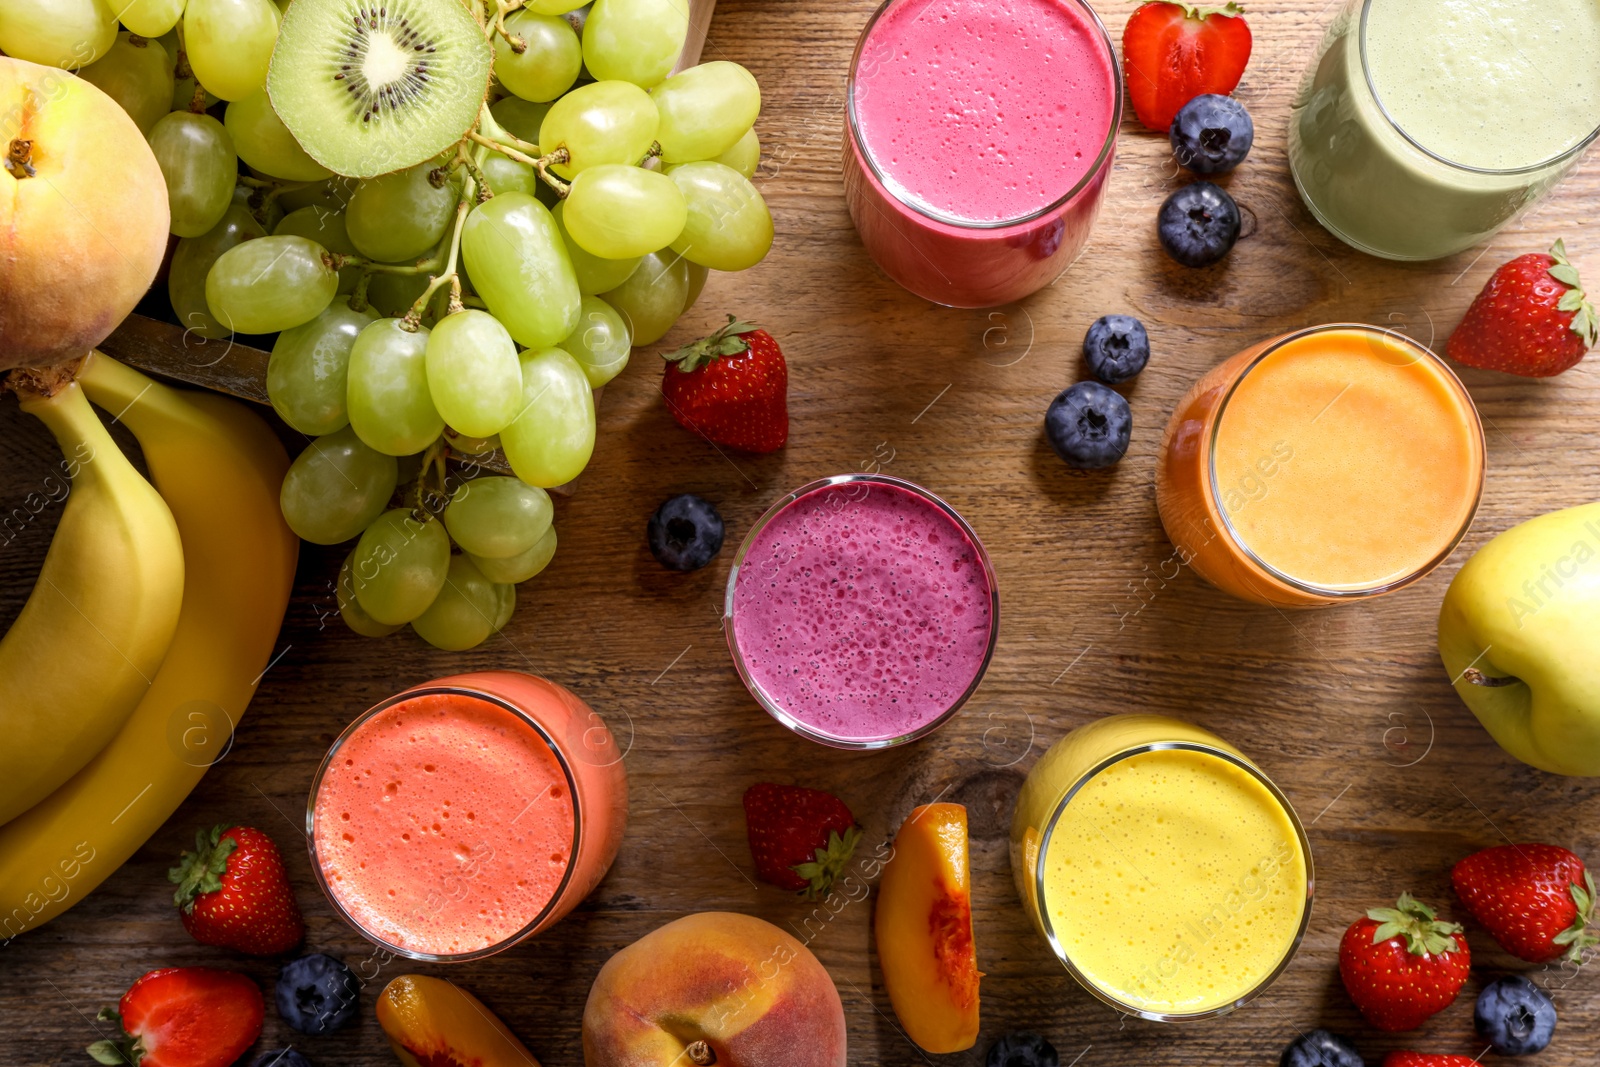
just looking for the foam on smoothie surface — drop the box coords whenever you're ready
[731,482,993,742]
[1043,748,1308,1015]
[1364,0,1600,169]
[314,693,575,956]
[851,0,1117,223]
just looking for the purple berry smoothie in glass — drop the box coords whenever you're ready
[724,475,998,749]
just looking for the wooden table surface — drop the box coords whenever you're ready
[5,1,1600,1064]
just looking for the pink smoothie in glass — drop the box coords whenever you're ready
[729,479,996,745]
[312,691,576,957]
[844,0,1120,306]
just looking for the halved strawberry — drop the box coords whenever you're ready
[1122,2,1253,132]
[87,968,264,1067]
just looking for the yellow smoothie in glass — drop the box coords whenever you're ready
[1011,716,1312,1019]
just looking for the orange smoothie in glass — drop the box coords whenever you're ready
[1156,324,1484,606]
[1010,715,1312,1020]
[309,671,627,961]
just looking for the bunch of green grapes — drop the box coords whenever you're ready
[25,0,771,650]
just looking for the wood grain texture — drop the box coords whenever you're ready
[4,0,1600,1064]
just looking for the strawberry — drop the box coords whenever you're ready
[742,783,861,901]
[1446,239,1597,377]
[87,967,264,1067]
[661,315,788,453]
[1122,2,1253,132]
[1382,1054,1480,1067]
[1452,843,1598,963]
[168,824,304,956]
[1338,893,1471,1031]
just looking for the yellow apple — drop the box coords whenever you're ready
[1438,501,1600,775]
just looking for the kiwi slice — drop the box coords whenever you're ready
[268,0,492,179]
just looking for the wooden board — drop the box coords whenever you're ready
[4,1,1600,1064]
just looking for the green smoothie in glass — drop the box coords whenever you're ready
[1289,0,1600,261]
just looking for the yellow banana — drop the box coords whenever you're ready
[0,353,296,940]
[0,378,184,825]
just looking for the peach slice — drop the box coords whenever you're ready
[376,974,542,1067]
[874,802,981,1053]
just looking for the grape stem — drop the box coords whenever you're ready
[468,131,571,197]
[402,191,474,329]
[485,0,528,44]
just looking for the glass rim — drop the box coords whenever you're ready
[845,0,1124,230]
[1205,322,1485,599]
[722,473,1000,750]
[305,684,583,964]
[1033,740,1316,1022]
[1357,0,1600,176]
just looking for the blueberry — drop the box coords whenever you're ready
[1170,94,1255,174]
[1157,181,1241,268]
[1045,381,1131,469]
[987,1031,1059,1067]
[250,1052,313,1067]
[1082,315,1150,384]
[1279,1029,1366,1067]
[648,494,725,571]
[1475,975,1557,1055]
[275,953,359,1035]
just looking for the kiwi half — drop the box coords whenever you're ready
[268,0,492,179]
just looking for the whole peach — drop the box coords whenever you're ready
[583,912,847,1067]
[1,57,168,370]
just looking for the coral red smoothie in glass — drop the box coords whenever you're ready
[844,0,1120,307]
[309,672,626,961]
[725,475,998,748]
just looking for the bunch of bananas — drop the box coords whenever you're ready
[0,353,297,941]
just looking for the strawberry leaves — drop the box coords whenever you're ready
[168,825,238,914]
[1368,892,1465,956]
[1548,239,1597,347]
[1549,869,1600,962]
[663,315,759,373]
[792,826,864,903]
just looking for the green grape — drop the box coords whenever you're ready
[446,430,500,456]
[206,235,339,334]
[424,310,523,438]
[443,476,553,559]
[347,161,458,264]
[478,152,539,198]
[684,261,709,312]
[667,161,773,271]
[0,0,116,68]
[552,201,640,296]
[267,298,377,435]
[564,165,687,259]
[351,509,451,626]
[347,318,444,456]
[274,206,360,293]
[490,96,552,145]
[225,90,331,182]
[77,32,175,134]
[491,582,516,632]
[169,205,266,341]
[278,175,360,214]
[184,0,279,102]
[582,0,688,89]
[714,127,761,180]
[279,427,398,545]
[362,272,429,320]
[500,347,595,488]
[411,555,499,651]
[494,10,581,103]
[651,62,761,163]
[118,0,186,37]
[526,0,588,13]
[600,248,691,346]
[470,525,557,584]
[562,296,631,387]
[460,191,581,348]
[148,112,237,239]
[539,80,659,178]
[338,550,401,637]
